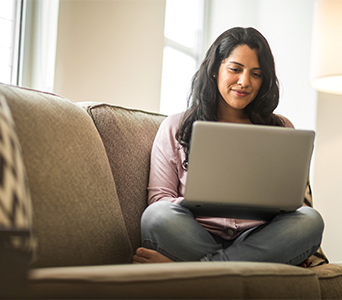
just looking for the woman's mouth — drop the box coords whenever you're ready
[232,89,250,97]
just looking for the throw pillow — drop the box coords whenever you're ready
[304,180,329,267]
[0,94,36,296]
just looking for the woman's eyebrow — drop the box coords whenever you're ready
[228,61,261,70]
[228,61,244,66]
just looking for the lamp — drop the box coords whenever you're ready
[311,0,342,95]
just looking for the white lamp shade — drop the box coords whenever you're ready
[311,0,342,94]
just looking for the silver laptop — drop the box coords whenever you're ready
[180,121,315,220]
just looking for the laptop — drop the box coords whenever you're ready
[180,121,315,220]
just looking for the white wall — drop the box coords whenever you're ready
[54,0,166,112]
[314,92,342,263]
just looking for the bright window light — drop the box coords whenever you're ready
[20,0,60,92]
[160,46,196,115]
[164,0,203,49]
[160,0,206,116]
[0,0,18,85]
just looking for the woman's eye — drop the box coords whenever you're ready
[229,68,239,72]
[253,73,262,78]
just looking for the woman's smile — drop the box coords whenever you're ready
[231,89,251,97]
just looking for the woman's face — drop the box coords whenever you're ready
[216,44,263,121]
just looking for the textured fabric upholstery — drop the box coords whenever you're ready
[1,84,132,268]
[79,103,165,251]
[312,262,342,299]
[27,262,321,299]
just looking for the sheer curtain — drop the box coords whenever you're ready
[20,0,59,92]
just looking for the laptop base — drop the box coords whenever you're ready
[180,200,296,221]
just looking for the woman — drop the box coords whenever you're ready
[133,27,324,266]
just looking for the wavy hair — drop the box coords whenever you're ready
[176,27,284,169]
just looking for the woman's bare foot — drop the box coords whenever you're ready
[298,258,310,268]
[133,247,174,264]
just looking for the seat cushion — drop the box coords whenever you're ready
[80,103,165,252]
[1,84,132,268]
[312,262,342,299]
[27,262,321,299]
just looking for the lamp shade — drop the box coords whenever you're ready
[311,0,342,94]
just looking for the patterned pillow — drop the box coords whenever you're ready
[304,180,329,267]
[0,94,36,260]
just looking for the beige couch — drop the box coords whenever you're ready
[1,83,342,299]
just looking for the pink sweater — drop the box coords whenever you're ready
[148,113,294,240]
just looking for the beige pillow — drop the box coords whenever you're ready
[80,102,165,252]
[303,180,329,267]
[2,84,132,267]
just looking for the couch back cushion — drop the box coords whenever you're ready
[80,103,165,251]
[1,84,132,268]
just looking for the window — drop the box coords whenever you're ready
[159,0,207,115]
[0,0,59,91]
[0,0,22,85]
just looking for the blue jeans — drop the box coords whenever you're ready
[141,201,324,265]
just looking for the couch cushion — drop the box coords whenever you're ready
[0,84,132,268]
[312,262,342,299]
[27,262,321,299]
[79,103,165,252]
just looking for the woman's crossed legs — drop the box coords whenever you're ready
[133,201,323,266]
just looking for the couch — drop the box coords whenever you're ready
[0,82,342,299]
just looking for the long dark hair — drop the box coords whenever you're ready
[176,27,284,169]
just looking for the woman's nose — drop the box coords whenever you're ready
[238,71,251,88]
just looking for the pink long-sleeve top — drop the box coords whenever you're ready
[147,112,294,240]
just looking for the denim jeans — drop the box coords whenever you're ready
[141,201,324,265]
